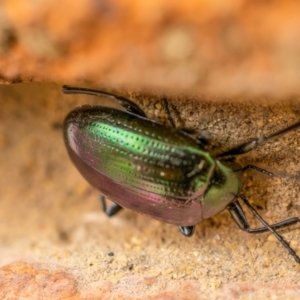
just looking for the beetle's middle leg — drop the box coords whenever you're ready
[179,225,195,237]
[162,97,176,128]
[163,98,209,147]
[100,195,123,217]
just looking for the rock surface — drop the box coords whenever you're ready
[1,1,300,298]
[0,83,300,299]
[1,1,300,96]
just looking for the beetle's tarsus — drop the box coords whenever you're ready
[100,195,123,217]
[179,226,195,237]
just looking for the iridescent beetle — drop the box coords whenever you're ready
[63,86,300,264]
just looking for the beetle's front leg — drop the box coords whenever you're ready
[242,164,275,176]
[228,197,300,264]
[100,195,123,217]
[228,199,300,233]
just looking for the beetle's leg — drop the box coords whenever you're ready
[195,133,210,147]
[62,86,147,117]
[179,226,195,237]
[177,129,209,148]
[162,97,176,128]
[228,196,300,264]
[242,164,275,176]
[218,119,300,157]
[179,128,210,147]
[100,195,123,217]
[162,98,210,147]
[228,200,300,233]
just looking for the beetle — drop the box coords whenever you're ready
[63,85,300,264]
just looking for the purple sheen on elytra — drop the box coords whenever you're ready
[68,146,203,226]
[64,105,242,226]
[65,106,215,199]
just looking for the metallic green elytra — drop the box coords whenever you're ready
[63,86,300,265]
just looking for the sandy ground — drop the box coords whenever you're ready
[0,83,300,299]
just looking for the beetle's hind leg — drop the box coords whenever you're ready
[179,226,195,237]
[62,86,147,117]
[100,195,123,217]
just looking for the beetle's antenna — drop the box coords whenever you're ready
[62,86,147,117]
[271,171,300,180]
[239,194,300,264]
[218,120,300,157]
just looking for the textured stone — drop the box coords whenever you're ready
[0,262,80,300]
[0,262,205,299]
[1,0,300,97]
[1,83,300,300]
